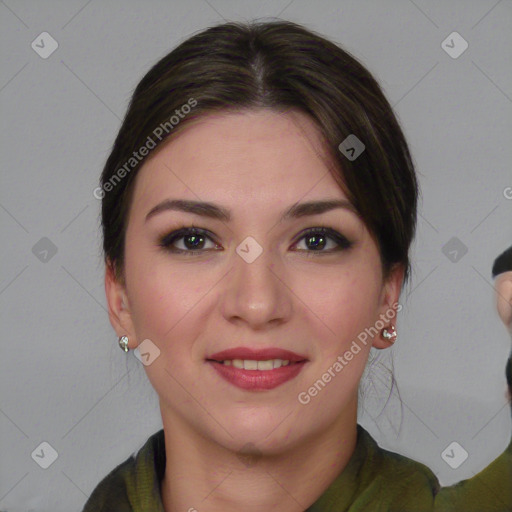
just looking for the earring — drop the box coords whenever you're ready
[118,335,130,352]
[381,325,397,344]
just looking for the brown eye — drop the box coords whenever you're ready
[293,227,353,255]
[159,227,219,254]
[159,226,352,256]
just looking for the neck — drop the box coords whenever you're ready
[160,399,358,512]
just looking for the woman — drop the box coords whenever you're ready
[83,20,511,512]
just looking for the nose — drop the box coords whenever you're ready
[220,242,293,330]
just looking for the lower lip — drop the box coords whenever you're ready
[207,360,307,390]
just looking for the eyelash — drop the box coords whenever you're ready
[158,225,353,256]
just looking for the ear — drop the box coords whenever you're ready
[105,261,137,350]
[495,271,512,330]
[372,263,404,350]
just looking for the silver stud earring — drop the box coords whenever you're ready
[118,335,130,352]
[381,325,397,344]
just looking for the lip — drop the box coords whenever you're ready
[208,347,307,362]
[207,360,307,390]
[206,346,309,391]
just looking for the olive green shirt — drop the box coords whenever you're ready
[81,423,512,511]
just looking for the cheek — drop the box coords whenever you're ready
[295,271,382,416]
[128,265,202,342]
[123,238,205,344]
[304,266,382,357]
[124,257,211,400]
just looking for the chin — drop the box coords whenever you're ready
[210,406,305,453]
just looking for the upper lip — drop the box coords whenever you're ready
[207,347,308,362]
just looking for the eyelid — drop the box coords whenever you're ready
[158,226,217,249]
[292,226,351,245]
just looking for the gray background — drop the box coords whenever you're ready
[1,0,511,510]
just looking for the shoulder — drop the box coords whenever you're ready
[310,425,440,511]
[434,434,512,512]
[81,453,136,511]
[81,430,165,512]
[356,426,440,509]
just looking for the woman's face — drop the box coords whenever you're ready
[107,110,402,455]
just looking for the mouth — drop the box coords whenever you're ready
[209,358,296,369]
[207,347,308,370]
[206,347,308,390]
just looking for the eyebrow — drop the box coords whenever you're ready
[145,198,356,223]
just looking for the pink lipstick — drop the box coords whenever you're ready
[206,347,308,391]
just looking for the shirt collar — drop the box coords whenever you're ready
[126,423,376,511]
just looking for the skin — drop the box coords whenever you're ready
[495,270,512,404]
[105,110,403,512]
[495,271,512,333]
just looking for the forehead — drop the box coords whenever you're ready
[130,110,348,218]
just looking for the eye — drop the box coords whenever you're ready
[158,226,353,255]
[159,227,219,254]
[292,227,353,255]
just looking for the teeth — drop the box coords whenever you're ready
[222,359,291,370]
[244,360,258,370]
[257,360,273,370]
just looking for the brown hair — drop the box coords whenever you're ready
[100,20,418,285]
